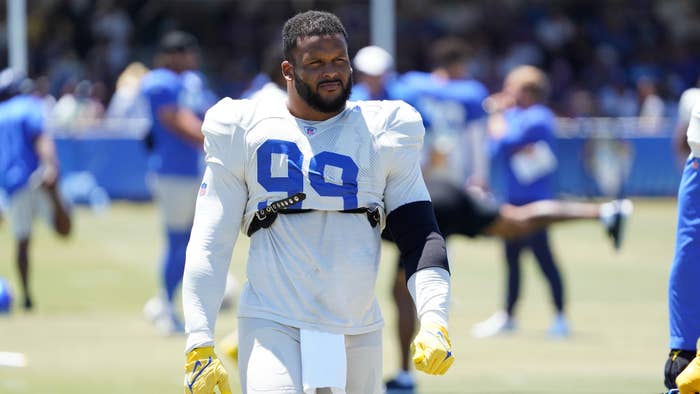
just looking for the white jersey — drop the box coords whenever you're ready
[687,102,700,158]
[249,81,287,104]
[183,97,430,350]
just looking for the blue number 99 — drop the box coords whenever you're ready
[257,139,359,210]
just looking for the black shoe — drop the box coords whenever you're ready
[23,297,33,311]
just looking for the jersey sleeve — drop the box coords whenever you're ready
[146,76,182,109]
[201,98,246,177]
[381,101,431,214]
[183,98,248,351]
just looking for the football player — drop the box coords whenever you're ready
[0,68,72,310]
[664,102,700,393]
[182,10,453,394]
[140,31,206,335]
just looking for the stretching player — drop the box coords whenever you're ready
[384,177,631,392]
[383,36,488,392]
[182,11,453,394]
[664,102,700,394]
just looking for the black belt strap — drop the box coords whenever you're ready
[247,194,381,236]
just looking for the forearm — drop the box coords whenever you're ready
[34,134,59,168]
[158,107,204,146]
[407,267,450,327]
[182,244,232,351]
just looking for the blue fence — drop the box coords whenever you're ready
[56,137,152,201]
[55,126,683,202]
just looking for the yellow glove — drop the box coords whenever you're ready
[677,354,700,394]
[184,346,232,394]
[410,323,455,375]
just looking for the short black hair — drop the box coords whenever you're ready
[429,37,472,69]
[282,10,348,61]
[159,30,198,53]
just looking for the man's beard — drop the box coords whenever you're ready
[294,71,352,114]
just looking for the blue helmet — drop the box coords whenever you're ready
[0,276,13,313]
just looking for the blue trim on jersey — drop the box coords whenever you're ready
[669,156,700,350]
[0,95,45,195]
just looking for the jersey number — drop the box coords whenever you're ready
[257,139,359,210]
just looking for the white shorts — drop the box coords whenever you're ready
[149,175,200,231]
[7,183,54,240]
[238,317,383,394]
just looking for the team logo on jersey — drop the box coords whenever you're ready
[304,126,317,136]
[199,182,208,196]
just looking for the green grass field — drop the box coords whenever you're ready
[0,198,677,393]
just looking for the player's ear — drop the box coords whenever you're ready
[281,60,294,81]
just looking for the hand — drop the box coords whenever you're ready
[666,350,695,390]
[184,347,232,394]
[40,164,58,190]
[677,354,700,394]
[410,323,454,375]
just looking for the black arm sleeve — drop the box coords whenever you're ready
[385,200,450,281]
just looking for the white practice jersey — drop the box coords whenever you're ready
[183,97,430,350]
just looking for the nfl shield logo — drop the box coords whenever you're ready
[304,126,316,136]
[199,182,208,196]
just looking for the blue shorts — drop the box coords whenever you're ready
[669,156,700,350]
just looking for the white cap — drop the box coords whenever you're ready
[353,46,394,77]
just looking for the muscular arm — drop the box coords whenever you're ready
[33,134,60,187]
[386,201,450,326]
[183,163,246,352]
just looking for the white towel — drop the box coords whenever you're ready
[300,329,347,394]
[510,140,558,185]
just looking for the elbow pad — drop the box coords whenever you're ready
[385,200,449,280]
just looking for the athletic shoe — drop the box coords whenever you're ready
[143,294,167,323]
[384,371,415,394]
[154,312,185,336]
[144,294,184,335]
[471,310,517,339]
[547,314,570,339]
[603,199,633,250]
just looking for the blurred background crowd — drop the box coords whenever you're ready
[0,0,698,129]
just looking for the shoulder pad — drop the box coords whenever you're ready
[202,97,259,136]
[350,100,425,150]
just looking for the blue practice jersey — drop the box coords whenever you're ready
[491,104,557,205]
[669,105,700,350]
[0,95,45,196]
[392,71,489,185]
[392,71,488,131]
[141,68,201,177]
[181,70,217,119]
